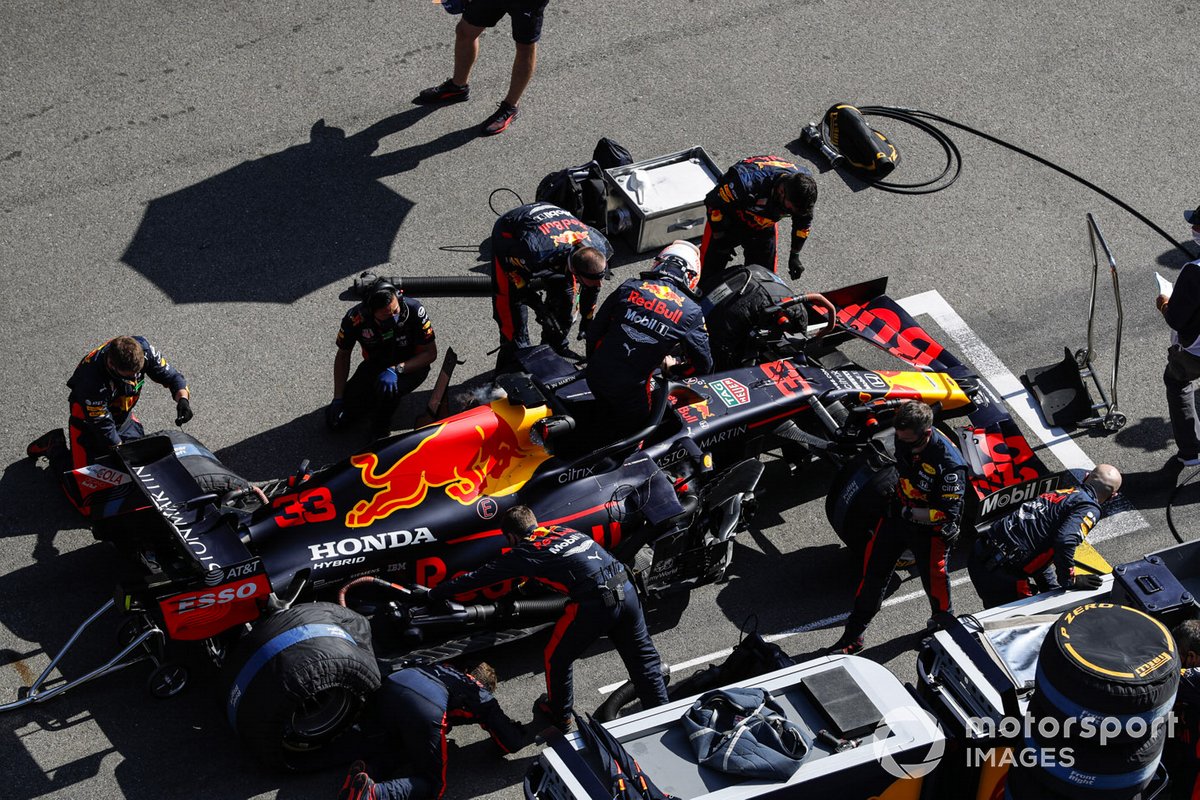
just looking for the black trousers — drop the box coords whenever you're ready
[343,359,430,434]
[543,578,668,721]
[844,517,952,640]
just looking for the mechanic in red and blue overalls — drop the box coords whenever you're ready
[338,661,529,800]
[326,281,437,439]
[828,401,966,655]
[27,336,192,468]
[699,155,817,293]
[585,241,713,434]
[427,505,668,732]
[490,201,612,371]
[967,465,1121,608]
[1164,619,1200,800]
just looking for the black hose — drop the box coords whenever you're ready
[843,105,1194,259]
[594,681,638,722]
[343,272,494,300]
[1166,466,1200,544]
[489,187,523,216]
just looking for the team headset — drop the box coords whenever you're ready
[368,280,409,325]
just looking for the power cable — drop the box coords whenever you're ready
[816,105,1196,259]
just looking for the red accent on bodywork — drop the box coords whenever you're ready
[158,574,270,641]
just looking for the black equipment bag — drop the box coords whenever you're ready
[535,138,634,232]
[824,104,900,177]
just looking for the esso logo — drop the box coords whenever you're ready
[174,579,261,614]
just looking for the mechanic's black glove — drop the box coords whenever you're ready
[175,397,193,426]
[1070,573,1104,591]
[939,524,960,549]
[325,398,346,430]
[408,584,431,599]
[577,317,590,341]
[787,252,804,280]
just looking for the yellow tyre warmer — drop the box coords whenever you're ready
[1013,604,1179,799]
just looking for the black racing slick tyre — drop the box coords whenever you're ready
[155,428,253,497]
[825,454,896,558]
[223,602,381,770]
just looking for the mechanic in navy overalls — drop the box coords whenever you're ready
[28,336,192,468]
[326,281,437,438]
[699,155,817,293]
[428,505,668,731]
[339,661,528,800]
[585,240,713,435]
[1164,619,1200,800]
[828,401,966,655]
[967,465,1121,608]
[490,201,612,371]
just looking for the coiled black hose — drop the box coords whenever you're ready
[822,105,1195,259]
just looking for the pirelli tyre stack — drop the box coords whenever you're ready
[1004,603,1179,800]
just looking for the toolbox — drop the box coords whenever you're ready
[1111,552,1199,629]
[603,147,722,253]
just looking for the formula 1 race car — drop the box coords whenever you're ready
[8,277,1065,768]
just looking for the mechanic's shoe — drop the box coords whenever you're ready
[414,78,469,105]
[926,611,956,632]
[824,634,864,656]
[26,429,65,459]
[533,694,572,732]
[480,101,519,136]
[1177,454,1200,467]
[337,760,369,800]
[894,549,916,569]
[342,772,376,800]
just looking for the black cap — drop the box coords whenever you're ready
[1186,205,1200,225]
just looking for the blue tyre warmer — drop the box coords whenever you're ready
[227,623,356,728]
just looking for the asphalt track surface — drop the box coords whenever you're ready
[2,2,1199,798]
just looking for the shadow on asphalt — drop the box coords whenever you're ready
[121,107,479,304]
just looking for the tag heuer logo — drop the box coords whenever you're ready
[710,378,749,407]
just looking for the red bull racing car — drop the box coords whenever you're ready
[8,277,1065,768]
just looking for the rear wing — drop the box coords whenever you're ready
[114,435,251,582]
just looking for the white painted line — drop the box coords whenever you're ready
[599,291,1150,694]
[598,576,976,694]
[898,291,1096,471]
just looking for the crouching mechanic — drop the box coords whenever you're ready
[828,401,966,654]
[327,281,437,438]
[702,262,837,370]
[586,241,712,434]
[1163,619,1200,800]
[967,465,1121,608]
[491,201,612,371]
[699,155,817,293]
[338,660,529,800]
[28,336,192,468]
[427,506,668,732]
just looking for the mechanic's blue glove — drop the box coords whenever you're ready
[376,367,400,397]
[174,397,193,426]
[325,398,345,430]
[441,0,465,14]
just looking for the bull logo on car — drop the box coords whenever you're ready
[346,402,551,527]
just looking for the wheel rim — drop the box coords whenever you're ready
[283,688,356,748]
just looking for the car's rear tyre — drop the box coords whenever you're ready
[155,428,254,498]
[223,602,380,770]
